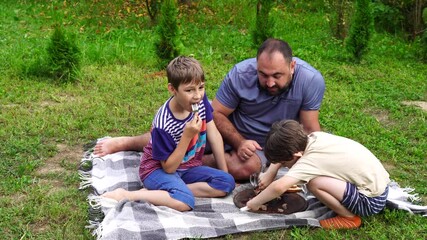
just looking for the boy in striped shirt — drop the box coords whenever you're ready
[102,56,235,211]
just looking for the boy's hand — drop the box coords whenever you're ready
[246,198,261,211]
[258,171,275,190]
[183,112,202,139]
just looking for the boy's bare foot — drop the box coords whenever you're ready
[102,188,128,202]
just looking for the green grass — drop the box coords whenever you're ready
[1,1,426,239]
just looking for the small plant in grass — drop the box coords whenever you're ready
[252,0,276,47]
[345,0,373,62]
[155,0,184,69]
[46,26,81,82]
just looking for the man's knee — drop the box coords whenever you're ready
[228,156,261,181]
[229,167,253,181]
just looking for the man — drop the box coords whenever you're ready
[94,38,325,181]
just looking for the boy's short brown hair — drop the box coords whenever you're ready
[166,56,205,89]
[264,120,308,163]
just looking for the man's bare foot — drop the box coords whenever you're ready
[93,137,124,157]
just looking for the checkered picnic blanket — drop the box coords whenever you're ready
[78,140,426,239]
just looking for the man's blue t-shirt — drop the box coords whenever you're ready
[215,57,325,147]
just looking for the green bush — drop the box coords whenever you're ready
[325,0,353,40]
[345,0,373,62]
[252,0,276,47]
[422,7,427,61]
[372,1,426,39]
[146,0,162,22]
[372,1,404,34]
[47,26,81,82]
[155,0,184,68]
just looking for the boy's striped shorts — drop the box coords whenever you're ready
[341,182,389,217]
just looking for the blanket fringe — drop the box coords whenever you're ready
[86,220,104,240]
[80,137,114,239]
[388,181,421,203]
[88,195,103,208]
[78,171,93,190]
[94,223,104,240]
[86,194,117,239]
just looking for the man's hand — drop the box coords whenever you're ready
[237,140,262,161]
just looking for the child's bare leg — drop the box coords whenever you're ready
[308,176,361,229]
[102,188,191,212]
[94,134,150,157]
[187,182,227,198]
[308,176,354,217]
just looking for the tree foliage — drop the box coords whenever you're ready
[372,0,426,39]
[155,0,184,68]
[325,0,354,40]
[146,0,162,22]
[345,0,373,62]
[252,0,276,47]
[421,7,427,61]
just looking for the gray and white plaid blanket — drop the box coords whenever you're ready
[79,140,427,239]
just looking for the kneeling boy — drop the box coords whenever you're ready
[246,120,390,229]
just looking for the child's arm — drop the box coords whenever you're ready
[246,175,299,211]
[161,113,202,173]
[258,163,282,190]
[206,120,228,172]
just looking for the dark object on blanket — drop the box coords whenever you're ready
[234,189,308,214]
[83,139,97,152]
[88,204,105,222]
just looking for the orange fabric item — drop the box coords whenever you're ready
[320,215,362,229]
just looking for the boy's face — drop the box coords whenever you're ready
[280,153,301,168]
[171,80,205,112]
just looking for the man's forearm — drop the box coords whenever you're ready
[213,112,244,150]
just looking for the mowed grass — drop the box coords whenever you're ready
[0,1,426,239]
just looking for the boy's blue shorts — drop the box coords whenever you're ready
[143,166,235,209]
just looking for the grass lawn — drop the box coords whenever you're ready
[1,1,426,239]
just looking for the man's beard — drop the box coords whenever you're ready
[262,81,291,96]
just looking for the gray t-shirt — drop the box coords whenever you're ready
[215,57,325,147]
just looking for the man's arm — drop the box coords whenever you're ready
[211,98,244,150]
[299,110,321,134]
[206,120,228,172]
[212,98,262,160]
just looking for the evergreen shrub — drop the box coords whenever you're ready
[345,0,373,62]
[47,26,81,82]
[155,0,184,69]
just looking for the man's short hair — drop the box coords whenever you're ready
[167,56,205,89]
[256,38,293,64]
